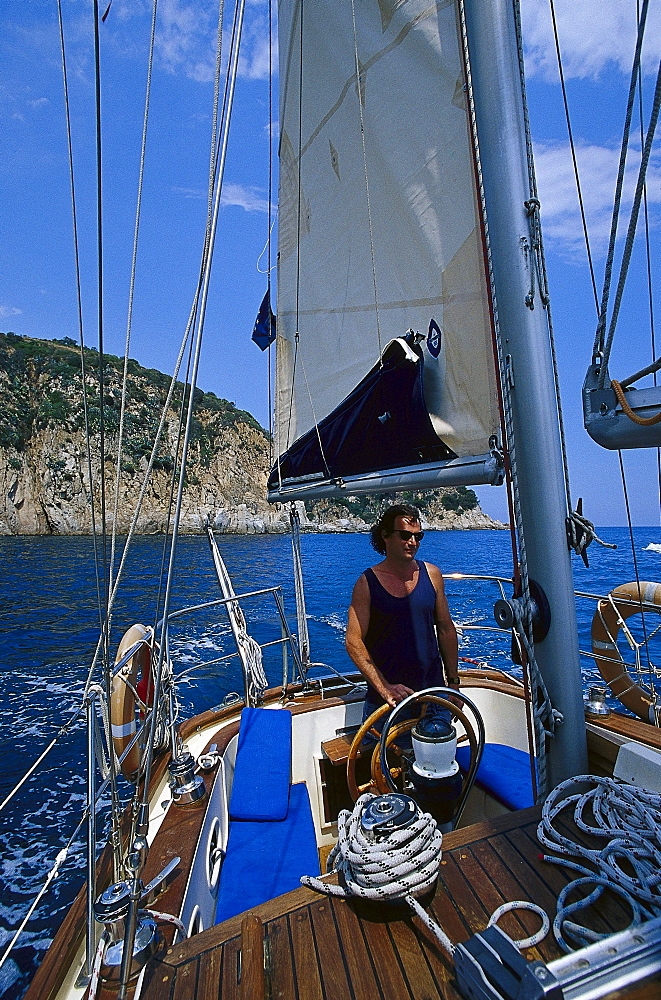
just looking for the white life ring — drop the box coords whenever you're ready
[110,623,152,782]
[591,582,659,723]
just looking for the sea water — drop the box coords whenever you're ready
[0,527,659,999]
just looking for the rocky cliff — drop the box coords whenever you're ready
[0,333,504,535]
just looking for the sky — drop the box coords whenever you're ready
[1,0,661,527]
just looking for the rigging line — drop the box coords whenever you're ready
[265,0,274,469]
[93,0,109,635]
[153,352,195,640]
[56,0,105,651]
[0,820,85,973]
[152,0,225,635]
[110,0,159,595]
[92,0,123,876]
[514,0,573,519]
[618,450,654,678]
[593,0,650,365]
[601,58,661,374]
[102,37,224,654]
[281,0,305,480]
[350,0,383,360]
[145,0,249,807]
[637,0,661,521]
[101,0,225,658]
[547,0,599,314]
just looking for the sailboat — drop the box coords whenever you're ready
[10,1,661,999]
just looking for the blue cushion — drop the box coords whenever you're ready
[215,782,321,924]
[230,707,292,820]
[456,743,534,810]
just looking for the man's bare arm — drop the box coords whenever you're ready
[345,574,414,707]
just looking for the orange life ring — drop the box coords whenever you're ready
[111,623,152,782]
[591,581,659,723]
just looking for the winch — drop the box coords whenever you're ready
[408,715,463,829]
[360,792,420,841]
[93,882,160,982]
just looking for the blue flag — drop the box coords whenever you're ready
[251,290,276,351]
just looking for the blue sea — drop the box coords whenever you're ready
[0,526,660,998]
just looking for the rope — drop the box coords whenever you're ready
[487,900,550,949]
[548,0,599,314]
[109,0,159,595]
[87,930,108,1000]
[601,58,661,377]
[290,504,311,672]
[566,508,617,562]
[611,379,661,426]
[146,909,187,938]
[593,0,650,367]
[301,793,453,955]
[537,775,661,952]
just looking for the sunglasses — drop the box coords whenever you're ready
[392,529,424,542]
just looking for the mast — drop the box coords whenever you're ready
[462,0,588,785]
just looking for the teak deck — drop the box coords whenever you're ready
[139,806,660,1000]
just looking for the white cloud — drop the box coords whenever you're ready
[521,0,661,81]
[220,183,270,213]
[173,181,270,212]
[0,306,22,318]
[534,140,661,255]
[149,0,275,83]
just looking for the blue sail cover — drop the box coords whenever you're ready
[252,290,276,351]
[268,339,456,491]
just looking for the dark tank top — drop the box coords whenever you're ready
[363,561,442,700]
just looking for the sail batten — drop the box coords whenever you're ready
[272,0,500,499]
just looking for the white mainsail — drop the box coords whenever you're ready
[272,0,501,497]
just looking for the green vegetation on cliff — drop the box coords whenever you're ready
[0,332,266,467]
[304,486,478,526]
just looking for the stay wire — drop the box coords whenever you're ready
[119,3,244,992]
[593,0,650,365]
[110,0,159,596]
[618,451,654,678]
[92,0,123,876]
[548,0,599,314]
[267,0,274,469]
[636,0,661,522]
[56,0,105,652]
[601,58,661,378]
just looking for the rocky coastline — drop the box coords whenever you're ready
[0,334,506,536]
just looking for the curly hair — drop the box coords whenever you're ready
[370,503,421,555]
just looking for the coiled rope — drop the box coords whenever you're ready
[301,793,453,955]
[537,775,661,952]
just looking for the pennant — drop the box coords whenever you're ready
[252,290,276,351]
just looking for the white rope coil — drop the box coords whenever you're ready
[301,793,453,955]
[537,774,661,951]
[487,900,550,949]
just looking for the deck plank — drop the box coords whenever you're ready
[361,914,418,1000]
[289,907,325,1000]
[330,895,388,998]
[387,917,447,1000]
[308,900,354,1000]
[139,805,660,1000]
[196,942,222,1000]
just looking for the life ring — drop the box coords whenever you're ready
[591,582,659,723]
[111,623,153,782]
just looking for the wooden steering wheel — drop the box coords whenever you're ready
[346,689,484,822]
[346,703,413,801]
